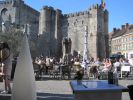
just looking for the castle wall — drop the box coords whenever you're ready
[62,11,90,56]
[88,6,98,59]
[0,0,109,59]
[0,1,16,23]
[39,6,53,56]
[0,0,39,38]
[54,9,63,57]
[104,10,109,58]
[39,6,63,57]
[62,4,109,59]
[16,0,39,38]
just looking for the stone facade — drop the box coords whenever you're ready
[39,4,109,59]
[0,0,109,59]
[39,6,63,57]
[111,23,133,58]
[0,0,39,39]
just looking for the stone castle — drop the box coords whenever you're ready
[0,0,109,59]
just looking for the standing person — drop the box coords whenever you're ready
[45,56,50,74]
[0,42,12,94]
[74,58,84,80]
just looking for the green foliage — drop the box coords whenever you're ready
[0,30,24,56]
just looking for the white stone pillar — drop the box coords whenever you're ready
[11,34,37,100]
[83,26,89,62]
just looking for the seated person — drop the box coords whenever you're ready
[113,59,121,73]
[74,58,81,71]
[102,58,112,72]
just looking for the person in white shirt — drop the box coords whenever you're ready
[113,59,121,73]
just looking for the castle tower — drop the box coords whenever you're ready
[39,6,54,56]
[39,6,63,57]
[88,4,108,59]
[55,9,63,57]
[39,6,53,35]
[61,4,109,59]
[104,9,109,58]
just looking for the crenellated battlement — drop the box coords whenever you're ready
[23,3,39,16]
[0,0,13,5]
[62,4,104,18]
[42,6,55,11]
[42,6,62,15]
[55,9,62,14]
[89,4,103,10]
[104,9,108,14]
[63,10,90,18]
[0,0,25,6]
[43,5,48,9]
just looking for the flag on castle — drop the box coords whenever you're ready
[101,0,106,8]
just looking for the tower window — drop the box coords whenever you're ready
[82,21,84,24]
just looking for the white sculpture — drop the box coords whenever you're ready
[11,34,37,100]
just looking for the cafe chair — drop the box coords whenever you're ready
[121,66,130,78]
[127,85,133,100]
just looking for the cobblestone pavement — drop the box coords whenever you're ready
[0,79,133,100]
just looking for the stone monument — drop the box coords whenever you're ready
[11,26,37,100]
[81,26,89,68]
[62,37,72,65]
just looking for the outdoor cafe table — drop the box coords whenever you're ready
[70,80,128,100]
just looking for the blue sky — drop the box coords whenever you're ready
[24,0,133,32]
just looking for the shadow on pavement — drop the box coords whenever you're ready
[0,92,74,100]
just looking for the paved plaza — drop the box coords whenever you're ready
[0,79,133,100]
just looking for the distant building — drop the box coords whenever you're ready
[0,0,109,59]
[111,23,133,58]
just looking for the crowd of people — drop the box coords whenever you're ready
[0,42,133,94]
[82,57,132,79]
[31,54,133,79]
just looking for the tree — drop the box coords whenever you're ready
[0,28,24,56]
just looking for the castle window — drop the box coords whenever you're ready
[74,22,76,26]
[88,14,92,18]
[82,21,84,24]
[1,8,9,22]
[67,23,69,26]
[98,25,100,29]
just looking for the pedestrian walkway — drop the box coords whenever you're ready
[0,80,133,100]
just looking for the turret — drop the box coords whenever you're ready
[55,9,63,57]
[88,3,109,59]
